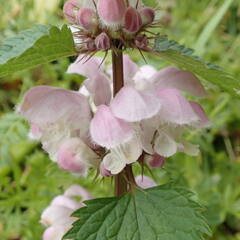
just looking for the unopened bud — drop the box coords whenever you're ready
[100,162,113,177]
[85,38,96,51]
[140,7,155,25]
[124,7,142,33]
[97,0,126,28]
[95,32,111,50]
[135,34,148,49]
[146,153,165,168]
[76,8,98,31]
[63,0,81,23]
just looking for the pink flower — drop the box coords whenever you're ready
[41,185,91,240]
[18,54,209,177]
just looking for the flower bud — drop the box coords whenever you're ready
[135,34,148,49]
[140,7,155,25]
[135,175,157,189]
[100,161,113,177]
[76,8,98,31]
[95,32,111,50]
[124,7,142,33]
[63,0,81,23]
[146,153,165,168]
[85,38,96,51]
[97,0,126,28]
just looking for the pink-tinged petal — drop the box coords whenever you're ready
[28,123,42,140]
[84,74,112,106]
[43,226,70,240]
[189,101,211,128]
[123,55,139,83]
[63,0,81,23]
[100,161,114,177]
[110,86,161,122]
[154,132,178,157]
[64,184,92,201]
[51,195,83,210]
[135,175,157,189]
[18,86,92,127]
[90,105,133,148]
[97,0,126,27]
[41,205,74,226]
[67,55,104,79]
[76,8,97,31]
[146,153,165,168]
[152,67,207,97]
[133,65,157,90]
[57,138,99,174]
[156,88,198,125]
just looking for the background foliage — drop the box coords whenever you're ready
[0,0,240,239]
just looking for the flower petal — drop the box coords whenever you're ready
[154,131,178,157]
[57,138,99,174]
[43,225,70,240]
[90,105,133,148]
[111,86,161,122]
[135,175,157,189]
[84,73,112,106]
[41,205,74,226]
[51,195,83,210]
[123,55,139,83]
[18,86,92,127]
[152,67,207,97]
[67,55,104,79]
[156,88,198,125]
[103,153,126,175]
[189,101,210,128]
[64,184,92,201]
[103,135,142,174]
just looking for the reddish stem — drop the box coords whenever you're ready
[112,48,136,197]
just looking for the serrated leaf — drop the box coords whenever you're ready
[0,24,76,78]
[154,36,240,96]
[64,184,211,240]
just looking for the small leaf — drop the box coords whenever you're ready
[0,24,76,78]
[153,36,240,96]
[64,184,211,240]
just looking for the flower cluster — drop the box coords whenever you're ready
[63,0,157,52]
[41,185,92,240]
[17,55,210,176]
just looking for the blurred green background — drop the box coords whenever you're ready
[0,0,240,239]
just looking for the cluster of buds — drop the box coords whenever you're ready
[63,0,158,53]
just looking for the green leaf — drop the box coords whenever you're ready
[154,36,240,96]
[64,184,211,240]
[0,24,76,78]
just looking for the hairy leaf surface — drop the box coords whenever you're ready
[64,184,211,240]
[0,24,76,78]
[154,37,240,96]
